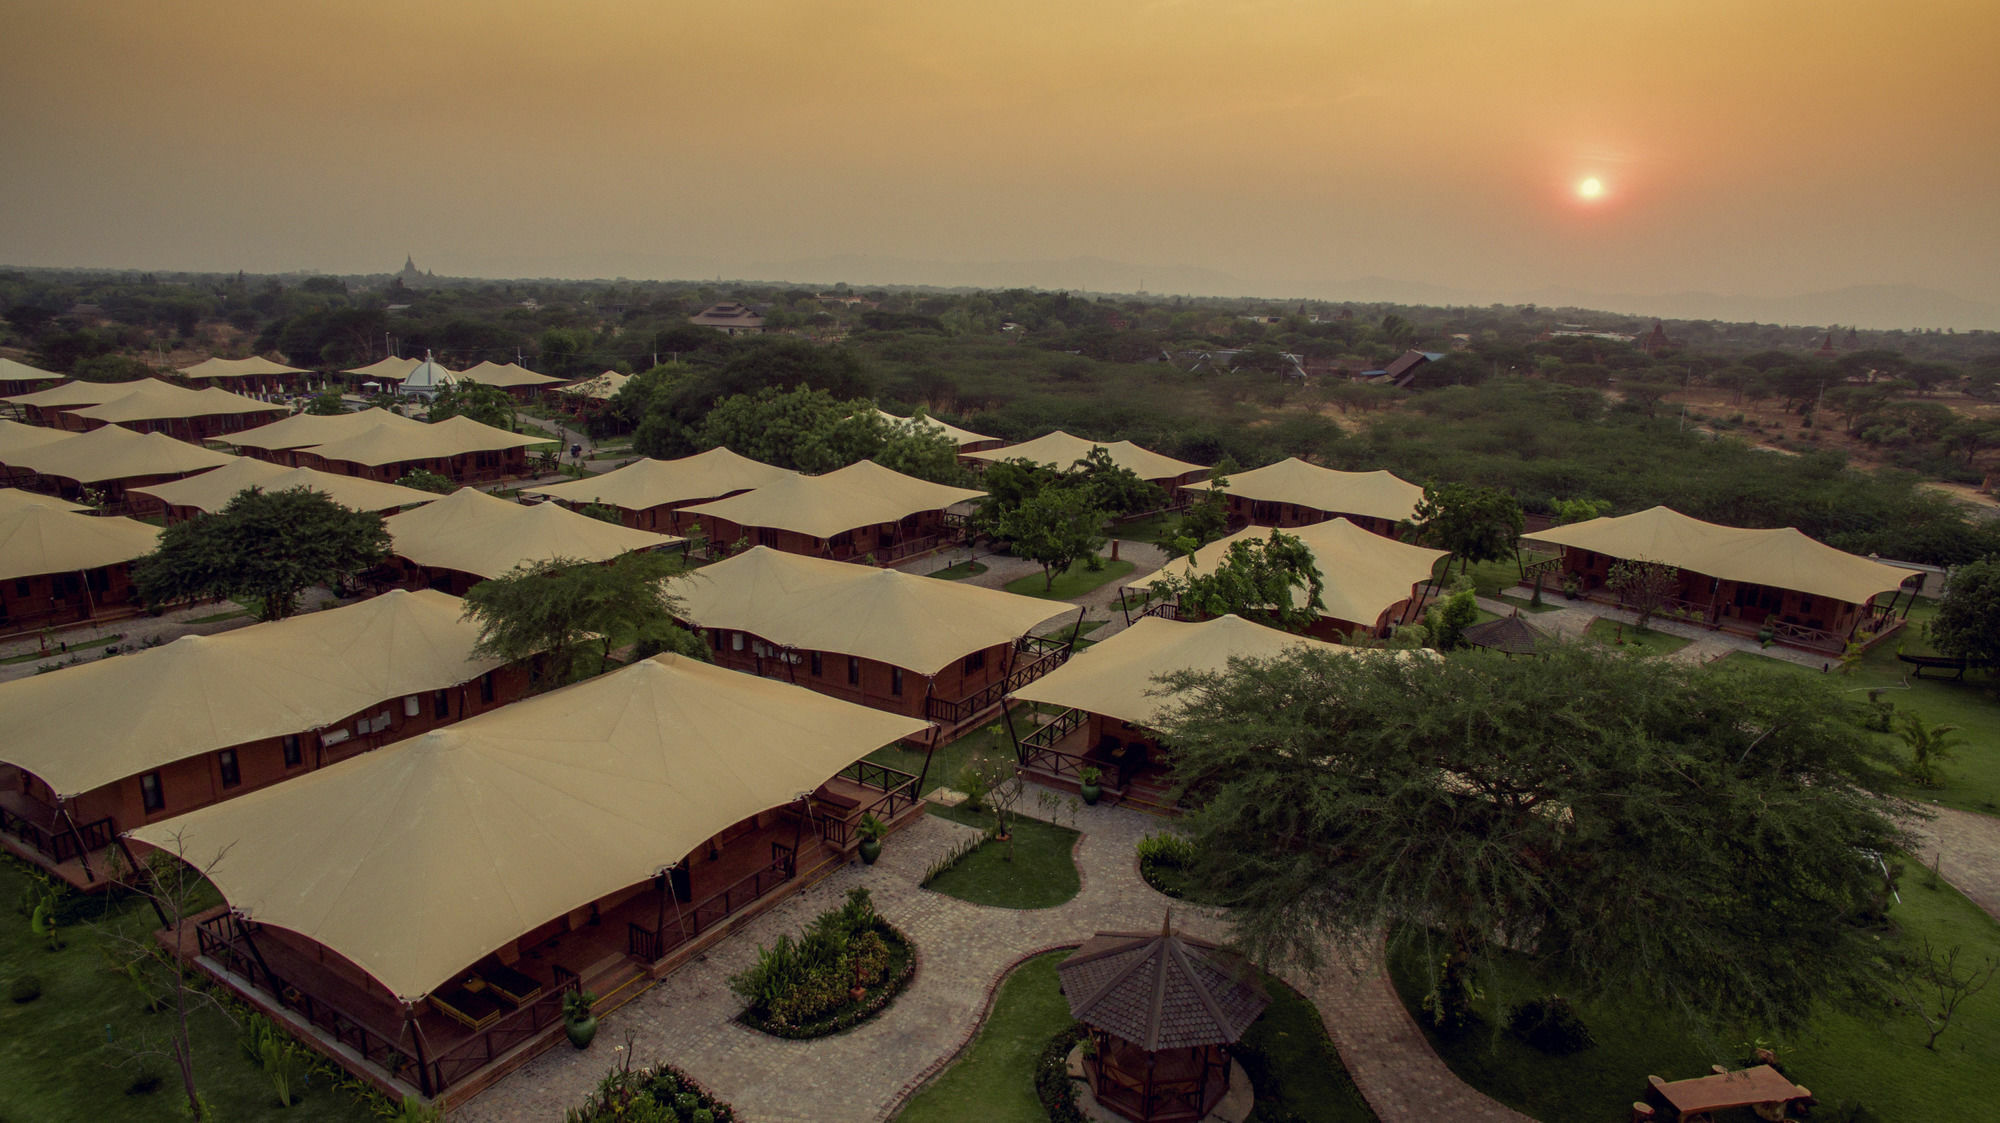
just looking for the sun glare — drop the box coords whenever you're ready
[1577,176,1605,200]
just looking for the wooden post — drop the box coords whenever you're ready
[116,835,171,927]
[54,801,97,883]
[789,795,807,871]
[1002,700,1027,767]
[914,722,942,796]
[404,1006,435,1098]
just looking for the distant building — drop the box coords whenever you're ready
[1376,349,1441,388]
[1640,321,1673,355]
[394,255,440,290]
[1816,332,1838,357]
[690,302,766,335]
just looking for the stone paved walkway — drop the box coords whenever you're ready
[451,792,1526,1123]
[1484,591,1829,668]
[1908,804,2000,925]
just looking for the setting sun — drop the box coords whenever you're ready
[1577,176,1605,200]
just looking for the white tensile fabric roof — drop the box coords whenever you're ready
[0,502,160,581]
[178,356,311,379]
[385,486,678,579]
[344,356,421,381]
[2,425,236,484]
[0,589,502,798]
[1130,519,1448,628]
[1013,614,1348,727]
[562,371,631,401]
[0,418,78,458]
[522,448,796,510]
[0,357,60,383]
[455,361,564,389]
[299,415,543,468]
[1524,505,1913,606]
[129,458,439,516]
[3,378,141,409]
[230,408,428,452]
[677,460,985,540]
[676,545,1068,674]
[1185,458,1423,523]
[876,409,996,449]
[0,488,87,514]
[964,429,1207,481]
[128,654,931,1002]
[69,381,285,424]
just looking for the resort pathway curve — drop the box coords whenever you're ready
[452,794,1527,1123]
[1909,803,2000,925]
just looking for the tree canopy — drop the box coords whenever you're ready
[1154,644,1908,1034]
[1406,481,1523,572]
[998,485,1107,591]
[1155,528,1325,633]
[426,381,516,430]
[1927,556,2000,666]
[133,487,391,620]
[459,551,706,689]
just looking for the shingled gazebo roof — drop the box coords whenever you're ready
[1058,918,1269,1052]
[1461,612,1550,655]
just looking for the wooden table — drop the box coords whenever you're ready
[1649,1065,1808,1122]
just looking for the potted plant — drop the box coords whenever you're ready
[1560,575,1582,601]
[856,813,887,865]
[563,988,599,1049]
[1758,614,1777,647]
[1078,766,1103,806]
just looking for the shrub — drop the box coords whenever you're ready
[849,930,891,985]
[562,1058,736,1122]
[1136,831,1203,899]
[1506,995,1595,1055]
[1035,1023,1090,1123]
[956,763,991,811]
[10,973,42,1003]
[730,888,916,1038]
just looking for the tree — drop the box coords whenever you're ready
[1927,557,2000,667]
[427,381,515,430]
[398,468,457,494]
[1605,560,1680,630]
[1072,446,1166,516]
[693,385,878,472]
[875,415,971,485]
[1550,497,1610,525]
[459,551,705,690]
[1894,710,1963,787]
[970,457,1064,540]
[1155,529,1325,633]
[302,389,347,415]
[1424,580,1479,650]
[134,487,390,620]
[999,485,1107,591]
[1406,482,1523,573]
[1153,644,1908,1034]
[1159,464,1234,558]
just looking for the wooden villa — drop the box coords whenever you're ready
[1523,505,1919,653]
[521,448,797,533]
[1182,457,1422,538]
[0,496,159,632]
[0,419,75,484]
[228,408,430,465]
[291,414,543,484]
[3,377,143,427]
[60,380,288,441]
[1124,520,1447,642]
[965,429,1209,489]
[1011,614,1349,811]
[453,360,567,401]
[0,357,63,397]
[132,655,930,1106]
[178,356,314,395]
[0,589,529,889]
[676,545,1076,749]
[381,486,679,593]
[343,355,421,391]
[131,458,440,523]
[876,408,1003,452]
[0,424,236,514]
[678,460,985,565]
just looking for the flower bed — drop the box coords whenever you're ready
[730,888,918,1039]
[562,1058,736,1122]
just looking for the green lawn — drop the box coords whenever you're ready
[1387,872,2000,1122]
[0,858,377,1122]
[925,560,989,581]
[895,951,1073,1123]
[1003,557,1136,601]
[921,802,1081,909]
[1109,512,1176,546]
[1583,616,1692,658]
[1238,976,1379,1122]
[863,718,1021,800]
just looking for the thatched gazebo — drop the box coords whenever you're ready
[1058,917,1268,1123]
[1461,611,1550,656]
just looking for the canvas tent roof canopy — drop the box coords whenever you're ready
[2,425,236,484]
[964,429,1206,481]
[230,408,427,452]
[0,502,160,582]
[1523,505,1914,606]
[385,486,678,579]
[343,356,421,381]
[562,371,630,401]
[299,414,542,467]
[130,458,439,516]
[0,487,88,514]
[0,418,78,458]
[454,360,564,389]
[0,357,60,383]
[3,379,135,409]
[68,381,285,425]
[178,356,311,379]
[0,589,503,798]
[677,460,985,540]
[1184,457,1423,523]
[128,654,931,1002]
[875,409,996,449]
[679,546,1067,674]
[1011,614,1349,727]
[522,448,796,510]
[1129,519,1448,628]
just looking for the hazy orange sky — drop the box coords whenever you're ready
[4,1,1996,324]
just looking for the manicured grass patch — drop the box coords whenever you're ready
[922,803,1081,909]
[1003,558,1136,601]
[1495,593,1564,614]
[896,951,1074,1123]
[187,609,251,625]
[1038,617,1106,650]
[0,857,376,1122]
[1386,873,2000,1123]
[926,560,989,580]
[1584,616,1691,657]
[1237,976,1379,1122]
[864,719,1020,801]
[1109,512,1177,545]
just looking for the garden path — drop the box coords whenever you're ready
[1909,804,2000,925]
[1487,591,1830,668]
[452,794,1527,1123]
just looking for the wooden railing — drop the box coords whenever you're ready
[424,979,575,1094]
[0,808,115,874]
[1521,554,1564,581]
[626,845,797,964]
[840,534,942,564]
[816,762,921,847]
[924,638,1075,725]
[1766,618,1845,652]
[1016,707,1087,773]
[1140,600,1182,622]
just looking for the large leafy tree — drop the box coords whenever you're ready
[1070,446,1165,516]
[1405,481,1523,573]
[998,485,1107,591]
[427,381,516,430]
[459,551,707,690]
[1155,644,1908,1034]
[1153,529,1325,633]
[134,487,390,620]
[1928,557,2000,667]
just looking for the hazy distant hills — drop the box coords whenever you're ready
[738,254,1998,332]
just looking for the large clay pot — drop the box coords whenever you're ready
[858,838,883,865]
[566,1015,598,1050]
[1079,781,1102,805]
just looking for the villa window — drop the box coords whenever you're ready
[218,750,241,789]
[140,772,164,813]
[848,656,860,686]
[810,651,823,677]
[891,667,904,696]
[281,735,302,769]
